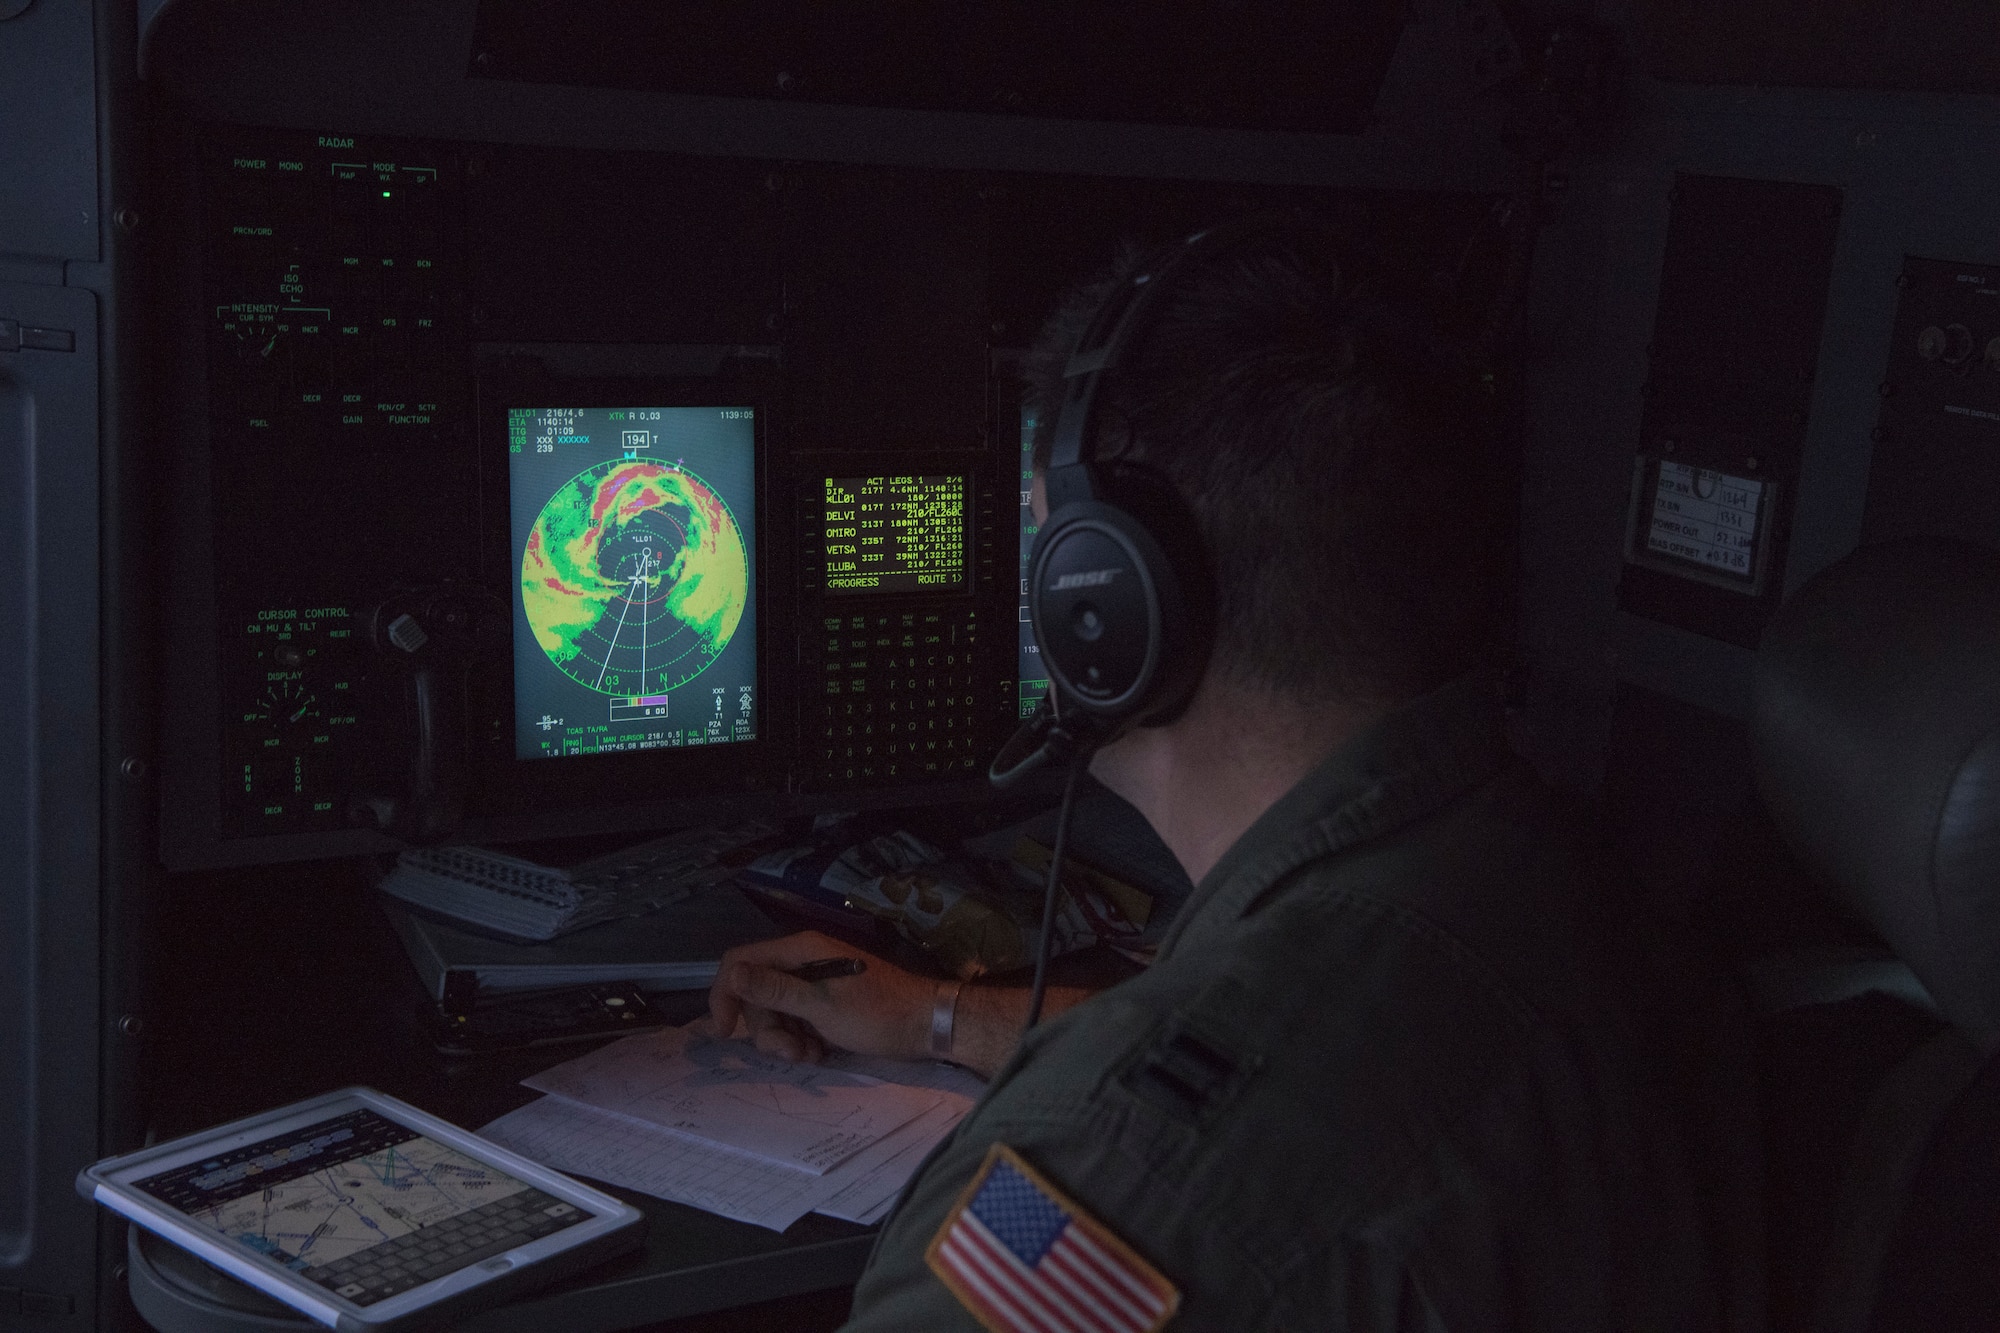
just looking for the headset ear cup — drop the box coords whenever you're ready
[1030,502,1161,721]
[1029,480,1212,729]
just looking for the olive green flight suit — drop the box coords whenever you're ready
[845,674,1747,1331]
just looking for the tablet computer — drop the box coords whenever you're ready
[79,1087,644,1330]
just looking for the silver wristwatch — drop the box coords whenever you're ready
[930,979,964,1059]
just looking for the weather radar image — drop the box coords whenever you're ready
[508,406,756,760]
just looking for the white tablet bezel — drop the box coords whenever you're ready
[79,1086,643,1329]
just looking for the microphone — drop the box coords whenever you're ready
[988,692,1098,1034]
[988,694,1099,788]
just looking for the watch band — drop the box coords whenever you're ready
[930,980,964,1059]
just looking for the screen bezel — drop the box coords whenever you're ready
[471,363,788,825]
[988,349,1049,720]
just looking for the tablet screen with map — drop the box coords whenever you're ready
[133,1107,586,1307]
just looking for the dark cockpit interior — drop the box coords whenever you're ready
[9,1,2000,1328]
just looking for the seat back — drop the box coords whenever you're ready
[1752,537,2000,1333]
[1755,537,2000,1047]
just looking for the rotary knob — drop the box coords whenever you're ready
[1917,323,1976,365]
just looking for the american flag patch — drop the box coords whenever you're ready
[925,1143,1180,1333]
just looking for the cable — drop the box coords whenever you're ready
[1024,761,1084,1029]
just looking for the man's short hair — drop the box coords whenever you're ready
[1025,230,1511,708]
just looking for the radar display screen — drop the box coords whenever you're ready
[135,1108,582,1306]
[823,475,969,594]
[508,406,757,760]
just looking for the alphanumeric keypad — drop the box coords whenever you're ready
[812,606,986,785]
[299,1188,582,1306]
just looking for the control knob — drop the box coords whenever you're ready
[1917,323,1976,366]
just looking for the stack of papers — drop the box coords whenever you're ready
[481,1027,984,1231]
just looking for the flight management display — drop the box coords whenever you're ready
[823,474,969,594]
[508,406,756,760]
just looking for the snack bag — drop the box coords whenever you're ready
[739,829,1088,978]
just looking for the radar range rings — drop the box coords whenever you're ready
[520,458,749,700]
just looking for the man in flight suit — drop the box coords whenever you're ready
[709,233,1749,1330]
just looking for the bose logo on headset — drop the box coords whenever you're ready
[1050,569,1123,591]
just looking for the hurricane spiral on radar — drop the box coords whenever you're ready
[521,460,749,698]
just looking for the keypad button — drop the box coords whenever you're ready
[809,602,994,786]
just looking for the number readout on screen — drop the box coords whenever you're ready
[1643,460,1763,581]
[824,475,968,594]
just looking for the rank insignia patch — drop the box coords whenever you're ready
[925,1143,1181,1333]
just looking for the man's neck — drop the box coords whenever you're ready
[1088,677,1385,885]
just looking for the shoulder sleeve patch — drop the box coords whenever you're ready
[924,1142,1181,1333]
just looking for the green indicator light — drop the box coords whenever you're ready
[381,190,391,198]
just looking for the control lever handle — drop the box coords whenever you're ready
[359,586,499,843]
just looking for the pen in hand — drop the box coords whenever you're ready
[786,957,868,983]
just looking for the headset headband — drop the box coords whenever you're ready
[1044,215,1333,502]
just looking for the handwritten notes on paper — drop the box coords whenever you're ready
[481,1093,964,1231]
[483,1027,987,1231]
[522,1027,949,1174]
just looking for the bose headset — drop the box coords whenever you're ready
[992,214,1343,1023]
[992,215,1344,791]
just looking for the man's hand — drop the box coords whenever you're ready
[708,930,1118,1075]
[706,931,938,1065]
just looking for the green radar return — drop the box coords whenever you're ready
[507,406,757,760]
